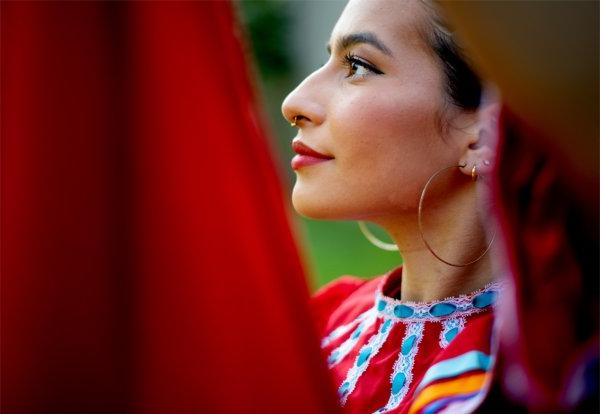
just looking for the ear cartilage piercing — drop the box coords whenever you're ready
[471,165,479,181]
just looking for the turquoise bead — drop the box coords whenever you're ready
[380,319,392,333]
[357,346,372,366]
[394,304,414,318]
[401,335,416,355]
[339,381,350,395]
[391,372,406,394]
[473,291,497,308]
[377,300,387,311]
[328,351,339,364]
[429,302,457,317]
[351,327,362,339]
[445,327,459,343]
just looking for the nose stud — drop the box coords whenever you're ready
[290,116,298,127]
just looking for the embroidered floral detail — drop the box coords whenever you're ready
[339,318,396,405]
[374,322,425,413]
[439,317,466,348]
[327,310,378,367]
[322,308,374,348]
[374,282,501,323]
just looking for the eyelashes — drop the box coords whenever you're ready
[342,53,384,79]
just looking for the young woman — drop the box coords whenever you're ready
[282,1,501,413]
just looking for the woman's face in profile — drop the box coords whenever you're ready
[282,0,468,221]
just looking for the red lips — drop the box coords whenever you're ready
[291,140,333,159]
[291,140,334,171]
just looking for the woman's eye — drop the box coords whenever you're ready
[343,54,383,79]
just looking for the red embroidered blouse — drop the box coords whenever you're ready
[312,266,501,414]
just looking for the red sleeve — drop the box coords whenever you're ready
[310,276,368,335]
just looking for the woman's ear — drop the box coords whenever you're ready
[459,88,501,178]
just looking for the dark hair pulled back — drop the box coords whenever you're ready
[420,1,482,111]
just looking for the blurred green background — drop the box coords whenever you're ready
[234,1,402,290]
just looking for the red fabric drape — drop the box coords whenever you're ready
[492,108,599,412]
[1,2,340,413]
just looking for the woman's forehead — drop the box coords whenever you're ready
[330,0,427,53]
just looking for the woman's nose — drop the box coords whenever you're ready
[281,68,327,128]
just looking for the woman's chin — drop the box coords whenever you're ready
[291,188,340,220]
[292,195,326,219]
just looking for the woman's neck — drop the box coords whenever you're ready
[375,183,494,302]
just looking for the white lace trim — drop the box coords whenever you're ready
[439,317,466,348]
[374,281,502,322]
[321,308,373,348]
[338,318,396,405]
[374,322,425,413]
[326,310,377,367]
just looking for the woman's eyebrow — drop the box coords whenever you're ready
[326,32,393,56]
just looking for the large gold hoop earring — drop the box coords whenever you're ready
[358,221,399,251]
[418,164,495,267]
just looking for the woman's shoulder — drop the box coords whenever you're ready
[312,275,375,304]
[310,270,394,336]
